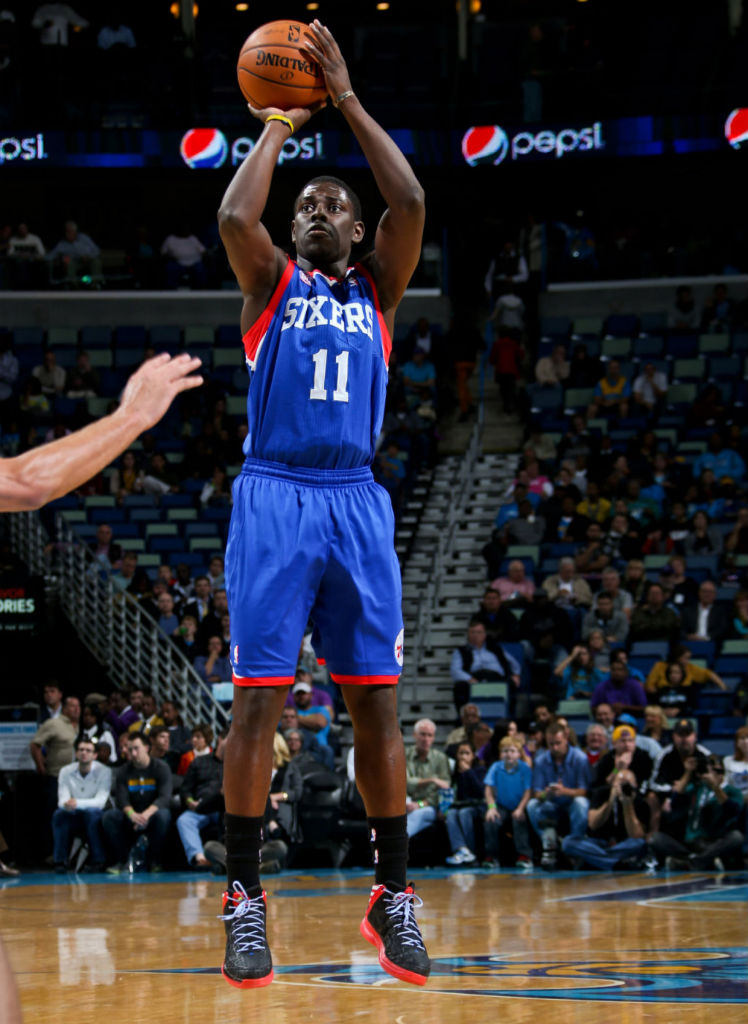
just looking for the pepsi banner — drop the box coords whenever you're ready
[0,110,745,171]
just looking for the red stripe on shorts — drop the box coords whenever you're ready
[232,673,295,687]
[329,674,399,686]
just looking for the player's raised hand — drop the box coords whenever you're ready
[248,97,327,132]
[117,353,203,430]
[300,20,353,104]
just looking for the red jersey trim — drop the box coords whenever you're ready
[232,673,294,688]
[242,257,296,369]
[329,673,399,686]
[354,262,392,367]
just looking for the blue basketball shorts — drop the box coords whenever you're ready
[224,459,404,687]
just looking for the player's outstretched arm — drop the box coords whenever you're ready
[302,21,425,318]
[217,101,326,307]
[0,353,202,512]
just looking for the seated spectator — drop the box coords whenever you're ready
[647,718,711,834]
[632,362,668,417]
[526,722,591,870]
[684,511,724,557]
[282,669,335,714]
[582,723,610,767]
[582,591,629,645]
[156,592,180,636]
[184,575,214,625]
[405,719,451,838]
[726,590,748,640]
[622,557,648,604]
[207,556,226,591]
[587,359,630,420]
[193,635,232,683]
[291,679,333,746]
[161,700,193,754]
[88,523,122,571]
[562,765,649,870]
[587,628,611,673]
[401,348,436,408]
[522,460,553,499]
[450,620,521,713]
[659,555,698,609]
[493,482,539,530]
[680,579,728,644]
[111,550,139,594]
[518,591,569,671]
[724,726,748,798]
[200,464,231,506]
[51,736,111,872]
[542,557,593,617]
[505,499,546,546]
[596,568,633,618]
[650,754,743,870]
[141,451,179,496]
[725,508,748,556]
[575,480,610,525]
[32,350,65,396]
[482,736,533,869]
[197,587,229,650]
[445,702,481,757]
[176,729,225,869]
[574,521,610,575]
[102,734,172,873]
[78,703,117,764]
[7,222,46,288]
[668,283,698,330]
[645,642,727,700]
[161,225,207,288]
[278,706,334,770]
[544,494,587,545]
[375,441,406,507]
[629,582,681,648]
[534,343,569,387]
[173,614,200,661]
[444,742,487,866]
[593,701,615,738]
[127,692,163,737]
[590,651,648,717]
[67,350,100,396]
[554,644,604,700]
[178,724,213,777]
[468,720,494,764]
[593,721,653,789]
[47,220,101,284]
[109,450,142,500]
[150,726,180,773]
[692,431,746,486]
[700,283,734,333]
[472,588,520,645]
[488,327,523,416]
[643,705,671,747]
[491,559,535,605]
[650,662,696,717]
[105,688,139,738]
[265,732,304,855]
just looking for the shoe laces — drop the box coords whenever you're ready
[218,883,267,953]
[382,888,426,949]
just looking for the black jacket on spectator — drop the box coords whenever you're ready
[587,784,651,843]
[679,604,729,645]
[180,752,223,812]
[593,749,654,790]
[473,606,520,643]
[518,599,569,651]
[114,757,172,813]
[649,742,712,796]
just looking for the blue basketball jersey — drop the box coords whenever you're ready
[241,258,392,470]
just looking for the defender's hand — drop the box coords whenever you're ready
[117,353,202,431]
[300,20,353,102]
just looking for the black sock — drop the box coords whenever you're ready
[368,814,408,890]
[224,813,264,898]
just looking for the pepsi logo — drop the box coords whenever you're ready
[180,128,229,169]
[462,125,509,167]
[725,108,748,149]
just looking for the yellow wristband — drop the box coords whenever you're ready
[265,114,295,135]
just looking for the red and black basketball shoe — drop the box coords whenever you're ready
[219,883,273,988]
[360,883,431,985]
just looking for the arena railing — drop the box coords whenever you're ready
[6,510,229,736]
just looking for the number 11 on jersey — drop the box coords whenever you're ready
[309,348,350,403]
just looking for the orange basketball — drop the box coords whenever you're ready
[237,20,327,111]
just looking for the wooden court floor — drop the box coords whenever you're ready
[1,867,746,1023]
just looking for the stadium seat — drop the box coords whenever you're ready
[226,395,246,417]
[632,335,664,358]
[708,356,741,379]
[184,522,219,538]
[639,312,667,332]
[47,327,78,347]
[697,333,728,354]
[80,326,112,348]
[601,336,632,359]
[149,326,181,347]
[83,495,116,508]
[604,314,639,338]
[666,383,697,406]
[88,507,126,524]
[563,388,594,412]
[119,538,145,552]
[189,537,223,552]
[160,494,194,509]
[672,358,704,380]
[184,326,214,346]
[121,494,157,509]
[706,716,742,738]
[128,509,162,524]
[166,508,198,522]
[572,316,603,336]
[470,682,509,700]
[144,523,178,538]
[149,536,186,554]
[714,656,747,677]
[217,324,241,345]
[12,326,44,348]
[213,348,241,368]
[86,350,113,368]
[114,326,148,348]
[630,641,669,659]
[114,349,143,368]
[686,640,716,664]
[721,639,748,657]
[667,334,699,358]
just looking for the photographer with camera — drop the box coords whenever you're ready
[647,718,711,834]
[561,766,650,870]
[650,753,744,871]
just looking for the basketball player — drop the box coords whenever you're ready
[0,353,202,510]
[0,351,201,1023]
[217,21,429,988]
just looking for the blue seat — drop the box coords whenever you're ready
[181,479,205,494]
[632,335,664,358]
[47,495,79,510]
[114,326,148,348]
[202,507,231,523]
[686,640,716,664]
[666,334,699,358]
[179,552,209,569]
[112,523,140,539]
[122,494,157,509]
[708,355,741,379]
[113,349,143,369]
[149,536,187,554]
[714,656,747,677]
[695,690,733,715]
[88,507,126,524]
[128,509,162,524]
[527,384,563,413]
[80,326,112,348]
[605,314,639,337]
[630,641,669,659]
[217,324,241,345]
[160,493,194,509]
[184,522,220,538]
[12,326,45,347]
[706,715,742,738]
[149,326,181,347]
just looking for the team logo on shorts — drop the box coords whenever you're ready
[394,629,404,667]
[233,644,240,665]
